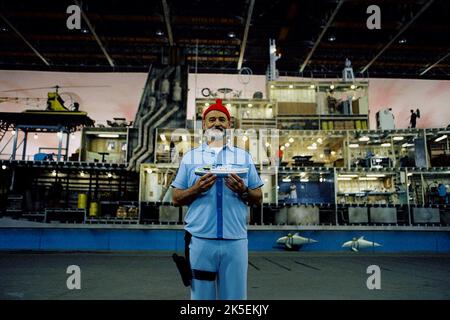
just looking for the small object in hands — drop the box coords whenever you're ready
[195,164,248,177]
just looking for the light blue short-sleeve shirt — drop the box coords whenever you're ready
[171,143,263,239]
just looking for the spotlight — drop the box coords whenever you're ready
[328,35,336,42]
[227,31,236,38]
[34,133,38,140]
[156,30,164,36]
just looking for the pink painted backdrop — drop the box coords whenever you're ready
[1,70,449,159]
[368,78,450,129]
[0,70,147,158]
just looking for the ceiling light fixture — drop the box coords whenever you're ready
[98,134,119,138]
[359,136,370,142]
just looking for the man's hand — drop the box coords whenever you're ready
[224,173,247,195]
[193,172,217,194]
[172,173,217,207]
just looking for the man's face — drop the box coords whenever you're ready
[203,110,230,131]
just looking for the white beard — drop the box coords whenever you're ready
[204,127,225,142]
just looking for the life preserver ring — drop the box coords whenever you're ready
[201,88,211,97]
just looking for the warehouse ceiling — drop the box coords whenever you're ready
[0,0,449,79]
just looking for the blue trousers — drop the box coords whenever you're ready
[189,236,248,300]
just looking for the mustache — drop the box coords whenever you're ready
[205,127,225,133]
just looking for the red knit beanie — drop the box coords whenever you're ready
[203,99,231,121]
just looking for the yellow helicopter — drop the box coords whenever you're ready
[1,85,108,114]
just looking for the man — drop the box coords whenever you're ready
[409,109,417,128]
[289,183,297,203]
[438,183,447,204]
[171,98,263,300]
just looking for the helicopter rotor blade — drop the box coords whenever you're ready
[1,85,110,93]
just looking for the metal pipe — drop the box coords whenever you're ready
[65,132,70,161]
[237,0,255,70]
[57,129,63,161]
[11,127,19,161]
[405,168,412,226]
[21,130,27,161]
[74,0,115,67]
[360,0,436,73]
[299,0,345,73]
[333,167,339,225]
[161,0,174,46]
[420,52,450,76]
[0,13,50,66]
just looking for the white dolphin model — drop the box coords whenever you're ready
[342,236,382,252]
[277,233,318,249]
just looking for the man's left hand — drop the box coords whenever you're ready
[224,173,247,195]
